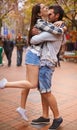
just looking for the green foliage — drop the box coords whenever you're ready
[0,0,18,31]
[0,0,77,35]
[26,0,77,30]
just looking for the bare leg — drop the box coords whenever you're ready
[5,80,34,89]
[16,64,39,121]
[41,95,49,118]
[5,80,33,88]
[21,88,30,109]
[31,95,50,124]
[0,65,39,89]
[20,64,39,109]
[42,92,59,119]
[42,92,63,129]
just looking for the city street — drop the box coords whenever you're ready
[0,47,77,130]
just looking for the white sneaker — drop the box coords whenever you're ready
[0,78,7,89]
[16,107,28,121]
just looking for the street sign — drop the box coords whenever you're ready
[4,27,8,35]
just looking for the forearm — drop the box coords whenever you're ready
[30,32,57,45]
[35,19,64,35]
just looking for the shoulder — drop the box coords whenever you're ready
[37,19,46,23]
[36,19,48,27]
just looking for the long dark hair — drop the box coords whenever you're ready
[28,3,41,45]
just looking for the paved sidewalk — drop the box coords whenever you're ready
[0,47,77,130]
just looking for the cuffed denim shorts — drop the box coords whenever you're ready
[25,50,40,66]
[38,66,54,93]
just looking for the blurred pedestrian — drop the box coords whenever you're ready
[0,36,4,66]
[16,34,26,66]
[3,35,14,66]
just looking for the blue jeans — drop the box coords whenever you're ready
[38,66,54,93]
[17,49,23,66]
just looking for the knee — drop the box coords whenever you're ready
[21,89,26,95]
[21,89,29,95]
[31,82,38,89]
[23,80,38,89]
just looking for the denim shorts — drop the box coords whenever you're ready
[38,66,54,93]
[25,50,40,66]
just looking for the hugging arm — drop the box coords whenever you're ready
[30,19,67,45]
[30,32,58,45]
[35,19,64,35]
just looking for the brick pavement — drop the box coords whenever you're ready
[0,47,77,130]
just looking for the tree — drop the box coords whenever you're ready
[1,0,77,38]
[0,0,18,33]
[24,0,77,30]
[54,0,77,30]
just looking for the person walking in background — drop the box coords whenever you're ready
[0,36,4,66]
[16,33,26,66]
[3,35,14,66]
[0,46,3,66]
